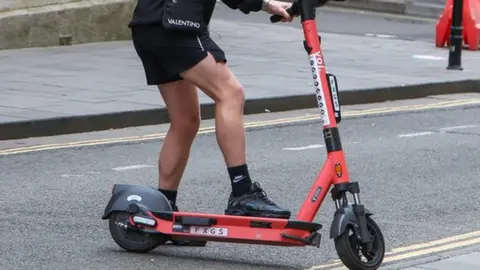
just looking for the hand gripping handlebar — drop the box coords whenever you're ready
[269,1,300,23]
[269,0,332,23]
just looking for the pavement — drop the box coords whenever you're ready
[221,4,437,42]
[402,251,480,270]
[1,7,480,140]
[1,94,480,270]
[327,0,446,19]
[0,0,444,50]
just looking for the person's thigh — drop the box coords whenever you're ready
[177,35,243,101]
[131,25,206,85]
[150,32,235,101]
[132,25,235,101]
[179,52,242,103]
[162,34,229,88]
[132,26,201,124]
[131,26,178,85]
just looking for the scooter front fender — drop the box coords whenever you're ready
[329,204,373,239]
[101,184,172,220]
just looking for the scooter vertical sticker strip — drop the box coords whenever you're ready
[308,52,330,127]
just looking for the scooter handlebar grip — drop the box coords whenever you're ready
[269,5,295,23]
[270,14,284,23]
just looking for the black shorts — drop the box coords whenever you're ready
[131,25,227,85]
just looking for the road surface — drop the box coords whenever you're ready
[1,96,480,270]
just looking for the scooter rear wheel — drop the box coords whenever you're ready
[108,211,167,253]
[334,216,385,270]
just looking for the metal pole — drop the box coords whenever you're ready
[447,0,464,70]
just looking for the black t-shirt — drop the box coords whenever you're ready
[128,0,263,28]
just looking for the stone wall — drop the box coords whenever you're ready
[0,0,82,11]
[0,0,136,50]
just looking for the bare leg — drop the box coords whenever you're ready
[157,80,200,191]
[180,54,246,168]
[156,80,209,246]
[180,53,291,219]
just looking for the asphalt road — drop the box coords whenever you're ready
[1,105,480,270]
[212,3,436,42]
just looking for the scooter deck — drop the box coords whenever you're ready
[132,209,323,247]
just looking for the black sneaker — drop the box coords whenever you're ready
[168,203,207,247]
[224,182,291,219]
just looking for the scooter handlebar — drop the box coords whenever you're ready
[269,0,335,23]
[269,1,299,23]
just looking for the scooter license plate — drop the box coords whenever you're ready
[189,226,229,237]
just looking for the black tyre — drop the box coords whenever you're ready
[334,216,385,270]
[108,211,168,253]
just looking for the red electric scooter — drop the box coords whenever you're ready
[101,0,385,269]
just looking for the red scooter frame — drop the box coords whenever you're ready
[102,0,385,268]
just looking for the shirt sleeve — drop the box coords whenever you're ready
[220,0,263,14]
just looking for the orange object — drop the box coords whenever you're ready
[435,0,480,50]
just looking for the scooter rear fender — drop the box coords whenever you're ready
[329,204,373,239]
[101,184,172,220]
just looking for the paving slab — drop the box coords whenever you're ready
[403,252,480,270]
[0,18,479,140]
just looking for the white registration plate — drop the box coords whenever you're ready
[189,226,229,237]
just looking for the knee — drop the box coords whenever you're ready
[215,79,245,106]
[170,113,200,139]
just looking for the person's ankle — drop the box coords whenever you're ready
[227,164,253,196]
[158,188,178,207]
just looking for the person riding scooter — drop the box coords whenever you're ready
[128,0,295,245]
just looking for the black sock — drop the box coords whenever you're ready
[228,164,252,197]
[158,188,177,205]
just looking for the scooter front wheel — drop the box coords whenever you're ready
[334,216,385,270]
[108,211,168,253]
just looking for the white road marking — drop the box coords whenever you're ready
[398,125,477,138]
[377,34,397,38]
[398,131,435,138]
[412,54,445,60]
[60,174,84,178]
[439,124,477,131]
[112,165,155,171]
[365,33,397,39]
[283,144,324,151]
